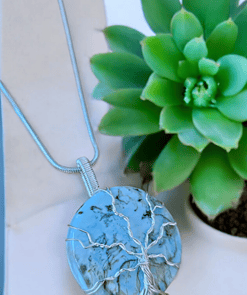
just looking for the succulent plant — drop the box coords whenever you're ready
[90,0,247,218]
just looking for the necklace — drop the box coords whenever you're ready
[0,0,181,294]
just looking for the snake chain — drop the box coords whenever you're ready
[0,0,99,172]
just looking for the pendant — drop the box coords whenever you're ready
[66,158,182,294]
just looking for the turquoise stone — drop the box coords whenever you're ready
[67,186,182,294]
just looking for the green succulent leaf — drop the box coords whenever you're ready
[178,127,209,152]
[141,73,183,107]
[192,108,243,151]
[234,4,247,58]
[141,34,183,82]
[92,82,114,100]
[190,145,244,217]
[141,0,181,33]
[230,0,239,17]
[103,88,161,112]
[183,36,208,63]
[123,135,147,172]
[160,105,193,133]
[90,52,152,90]
[103,25,145,59]
[153,135,200,192]
[217,54,247,96]
[177,60,199,79]
[123,132,167,172]
[206,19,238,61]
[217,87,247,122]
[99,107,160,136]
[198,58,220,76]
[230,0,247,18]
[183,0,230,38]
[171,8,203,52]
[228,127,247,179]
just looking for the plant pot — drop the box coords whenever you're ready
[165,190,247,295]
[186,194,247,248]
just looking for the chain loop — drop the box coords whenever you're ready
[77,157,100,197]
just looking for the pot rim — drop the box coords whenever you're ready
[185,196,247,245]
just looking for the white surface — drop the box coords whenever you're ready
[7,199,83,295]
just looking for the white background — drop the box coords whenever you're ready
[104,0,153,35]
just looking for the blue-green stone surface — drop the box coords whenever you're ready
[67,186,181,294]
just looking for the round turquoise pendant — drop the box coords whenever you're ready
[67,186,181,294]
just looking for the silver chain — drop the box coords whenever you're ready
[0,0,99,173]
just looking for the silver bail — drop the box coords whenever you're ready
[77,157,100,197]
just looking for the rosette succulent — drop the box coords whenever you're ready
[90,0,247,218]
